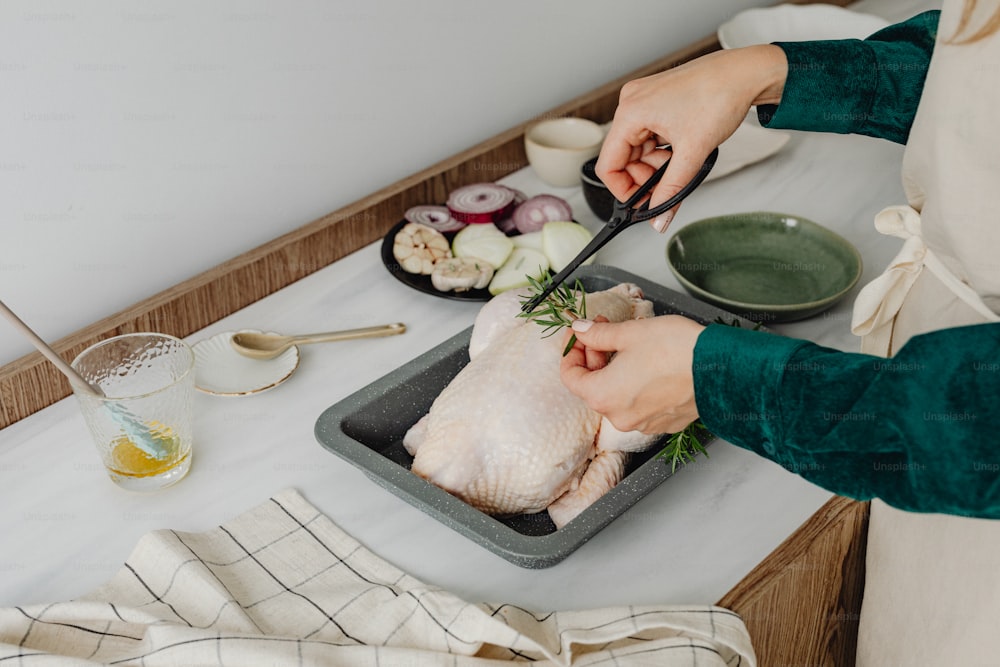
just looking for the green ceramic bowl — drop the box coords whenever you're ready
[666,212,862,322]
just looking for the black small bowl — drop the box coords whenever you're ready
[580,157,615,222]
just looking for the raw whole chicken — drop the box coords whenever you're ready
[403,283,660,529]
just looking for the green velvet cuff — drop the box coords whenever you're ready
[761,39,880,134]
[757,10,939,144]
[692,323,807,459]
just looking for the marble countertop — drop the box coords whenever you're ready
[0,124,906,611]
[1,0,937,610]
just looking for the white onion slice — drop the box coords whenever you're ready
[446,183,515,224]
[512,194,573,234]
[404,205,466,233]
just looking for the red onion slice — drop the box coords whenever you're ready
[446,183,515,224]
[504,186,528,206]
[512,194,573,234]
[494,214,519,235]
[494,186,527,235]
[404,205,466,233]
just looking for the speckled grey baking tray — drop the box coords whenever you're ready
[314,265,752,568]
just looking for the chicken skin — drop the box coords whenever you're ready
[404,283,658,528]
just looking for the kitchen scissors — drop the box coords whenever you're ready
[520,146,719,313]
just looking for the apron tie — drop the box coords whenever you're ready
[852,204,999,355]
[851,205,926,354]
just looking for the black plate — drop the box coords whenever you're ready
[316,265,760,568]
[380,219,492,301]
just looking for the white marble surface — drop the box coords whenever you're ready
[0,0,940,611]
[0,129,894,611]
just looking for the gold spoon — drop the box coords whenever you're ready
[230,323,406,360]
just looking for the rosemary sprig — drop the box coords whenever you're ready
[520,280,755,474]
[518,275,587,356]
[656,421,711,473]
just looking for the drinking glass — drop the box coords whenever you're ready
[71,333,195,491]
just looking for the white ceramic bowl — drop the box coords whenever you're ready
[525,117,605,188]
[717,4,890,49]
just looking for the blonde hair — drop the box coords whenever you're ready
[949,0,1000,43]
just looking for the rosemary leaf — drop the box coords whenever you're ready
[518,276,587,355]
[562,334,578,357]
[655,421,711,473]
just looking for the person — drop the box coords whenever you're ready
[559,2,1000,665]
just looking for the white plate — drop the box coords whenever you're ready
[706,118,791,182]
[718,4,890,49]
[193,330,300,396]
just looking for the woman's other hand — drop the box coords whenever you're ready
[560,315,706,434]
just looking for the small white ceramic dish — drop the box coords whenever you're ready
[718,4,890,49]
[192,330,299,396]
[525,117,606,188]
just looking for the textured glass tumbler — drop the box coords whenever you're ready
[71,333,195,492]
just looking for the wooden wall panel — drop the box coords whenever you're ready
[0,34,719,429]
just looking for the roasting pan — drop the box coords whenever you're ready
[314,265,753,567]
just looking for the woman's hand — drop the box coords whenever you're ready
[560,315,706,434]
[597,44,788,232]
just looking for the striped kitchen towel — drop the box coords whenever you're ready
[0,489,755,666]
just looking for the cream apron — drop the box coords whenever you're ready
[848,1,1000,664]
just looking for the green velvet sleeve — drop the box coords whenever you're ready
[756,10,939,144]
[692,322,1000,518]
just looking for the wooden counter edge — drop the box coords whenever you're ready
[717,495,871,667]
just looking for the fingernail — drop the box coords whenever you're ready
[572,319,593,332]
[651,211,674,233]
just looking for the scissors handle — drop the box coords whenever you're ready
[521,147,718,313]
[611,146,719,227]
